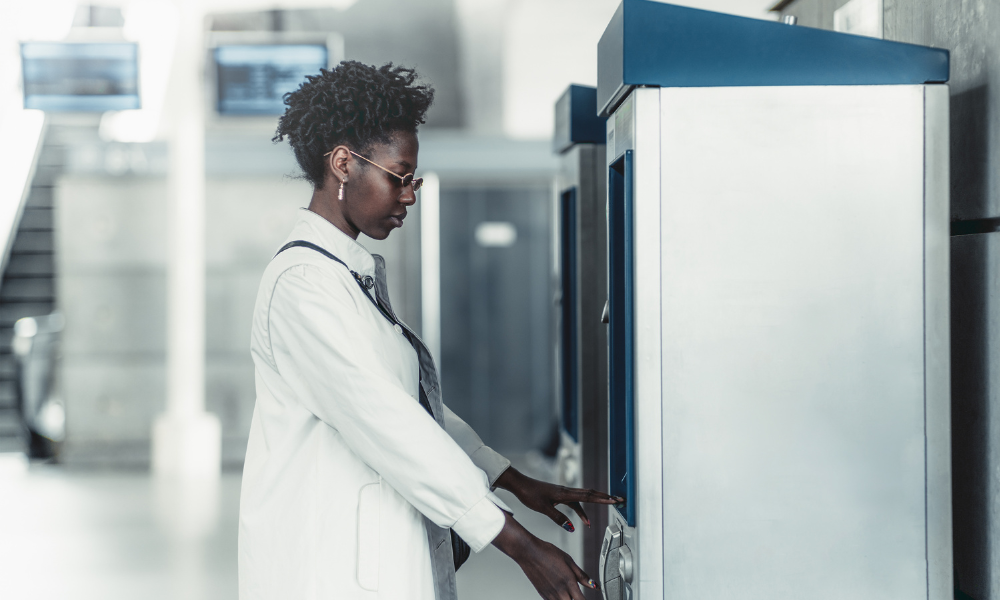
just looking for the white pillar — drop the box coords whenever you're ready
[152,0,220,479]
[419,173,441,365]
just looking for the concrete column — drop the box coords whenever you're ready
[152,0,220,479]
[454,0,508,134]
[419,173,441,364]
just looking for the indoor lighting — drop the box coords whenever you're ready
[99,0,178,143]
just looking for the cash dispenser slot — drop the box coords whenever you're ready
[608,150,635,526]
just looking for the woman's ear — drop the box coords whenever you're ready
[327,145,352,185]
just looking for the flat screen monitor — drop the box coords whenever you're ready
[215,44,328,115]
[21,42,140,112]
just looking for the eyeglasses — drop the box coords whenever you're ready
[324,149,423,192]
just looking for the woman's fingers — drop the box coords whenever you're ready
[569,583,588,600]
[567,558,596,600]
[495,513,592,600]
[549,487,621,530]
[562,487,621,505]
[570,558,598,591]
[542,504,577,532]
[555,558,589,600]
[511,529,594,600]
[565,501,591,528]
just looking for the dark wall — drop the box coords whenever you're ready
[439,184,554,454]
[778,0,998,221]
[949,233,997,600]
[776,2,1000,598]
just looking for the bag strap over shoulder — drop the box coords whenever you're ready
[275,240,397,325]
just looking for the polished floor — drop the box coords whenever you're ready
[0,453,579,600]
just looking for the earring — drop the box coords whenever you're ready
[338,179,347,201]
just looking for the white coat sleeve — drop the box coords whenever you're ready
[443,406,511,487]
[267,265,505,552]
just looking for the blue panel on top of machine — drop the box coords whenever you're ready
[553,85,607,154]
[596,0,951,116]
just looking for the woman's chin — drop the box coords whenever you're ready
[364,226,393,241]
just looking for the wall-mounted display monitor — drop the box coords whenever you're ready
[214,44,328,115]
[21,42,140,112]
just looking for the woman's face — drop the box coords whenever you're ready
[341,131,419,241]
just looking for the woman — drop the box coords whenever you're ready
[239,61,620,600]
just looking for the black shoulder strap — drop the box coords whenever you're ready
[274,240,397,325]
[277,240,352,272]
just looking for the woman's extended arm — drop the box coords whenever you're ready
[442,405,511,487]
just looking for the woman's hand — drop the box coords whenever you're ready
[492,511,599,600]
[494,467,622,532]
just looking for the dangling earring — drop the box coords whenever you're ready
[328,150,346,201]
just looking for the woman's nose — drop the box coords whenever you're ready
[400,186,417,205]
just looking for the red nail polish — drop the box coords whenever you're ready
[562,521,575,532]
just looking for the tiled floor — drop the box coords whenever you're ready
[0,453,583,600]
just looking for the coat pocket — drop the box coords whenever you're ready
[356,481,381,591]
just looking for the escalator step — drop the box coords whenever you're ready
[0,279,55,301]
[36,147,65,167]
[0,381,16,406]
[29,167,62,189]
[24,186,54,209]
[3,254,55,277]
[10,230,54,254]
[0,406,21,427]
[0,437,23,454]
[17,207,53,232]
[0,356,15,378]
[0,303,56,326]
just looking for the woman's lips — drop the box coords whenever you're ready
[389,214,405,228]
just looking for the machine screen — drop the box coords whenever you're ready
[215,44,327,115]
[559,187,579,443]
[21,42,140,112]
[608,151,635,526]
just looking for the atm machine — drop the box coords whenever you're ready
[552,84,608,594]
[595,2,952,599]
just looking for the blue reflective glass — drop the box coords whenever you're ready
[559,187,579,443]
[608,150,635,526]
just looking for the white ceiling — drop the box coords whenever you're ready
[1,0,783,140]
[502,0,778,138]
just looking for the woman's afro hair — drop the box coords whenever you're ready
[274,61,434,189]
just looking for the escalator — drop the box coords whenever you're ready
[0,122,59,454]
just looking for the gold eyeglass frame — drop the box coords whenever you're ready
[324,149,423,192]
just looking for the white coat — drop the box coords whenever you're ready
[239,209,511,600]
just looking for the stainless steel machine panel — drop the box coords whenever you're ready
[601,88,662,600]
[658,85,949,599]
[598,85,950,600]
